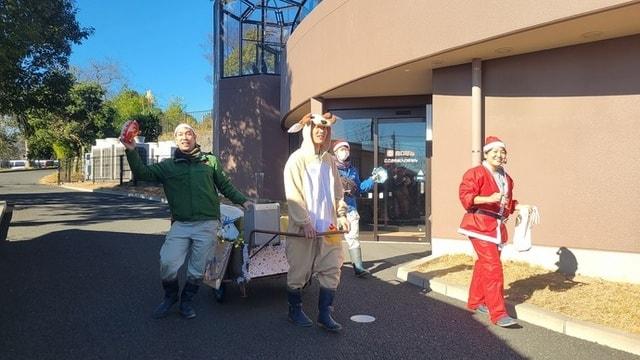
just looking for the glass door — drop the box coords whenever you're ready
[331,107,429,242]
[331,117,376,237]
[375,118,426,240]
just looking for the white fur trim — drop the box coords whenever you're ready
[457,228,501,244]
[483,141,506,152]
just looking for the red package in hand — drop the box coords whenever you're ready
[120,120,140,143]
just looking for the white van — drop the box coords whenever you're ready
[9,160,27,169]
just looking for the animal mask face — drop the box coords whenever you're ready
[288,112,337,133]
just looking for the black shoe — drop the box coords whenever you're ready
[152,279,179,319]
[317,287,342,332]
[179,281,199,319]
[287,288,313,327]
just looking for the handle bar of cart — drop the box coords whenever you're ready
[248,229,346,259]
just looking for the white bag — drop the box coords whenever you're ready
[218,204,244,240]
[513,205,540,252]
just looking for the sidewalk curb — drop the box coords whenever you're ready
[397,256,640,356]
[59,185,168,203]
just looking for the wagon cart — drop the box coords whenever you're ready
[202,203,344,302]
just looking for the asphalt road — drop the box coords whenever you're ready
[0,170,637,360]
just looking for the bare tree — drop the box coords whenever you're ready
[71,58,128,98]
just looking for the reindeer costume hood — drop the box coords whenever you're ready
[283,113,347,231]
[287,112,335,155]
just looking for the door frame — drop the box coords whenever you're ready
[331,106,431,242]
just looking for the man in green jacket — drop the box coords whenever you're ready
[121,123,253,319]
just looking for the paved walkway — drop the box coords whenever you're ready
[1,170,638,360]
[397,257,640,357]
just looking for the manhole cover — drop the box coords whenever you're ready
[350,314,375,323]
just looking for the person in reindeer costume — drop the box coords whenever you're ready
[283,112,349,332]
[331,139,379,278]
[457,136,530,328]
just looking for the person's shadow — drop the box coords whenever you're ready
[505,247,584,304]
[555,246,578,276]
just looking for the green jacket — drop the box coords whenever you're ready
[125,149,247,222]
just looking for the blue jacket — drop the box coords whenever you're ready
[337,163,374,211]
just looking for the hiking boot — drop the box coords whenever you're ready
[179,281,200,319]
[152,279,179,319]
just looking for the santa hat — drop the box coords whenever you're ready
[174,123,196,136]
[483,136,506,153]
[332,139,350,152]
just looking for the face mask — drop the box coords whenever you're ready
[336,149,350,162]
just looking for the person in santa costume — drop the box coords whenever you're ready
[457,136,523,327]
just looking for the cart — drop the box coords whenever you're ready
[202,204,344,302]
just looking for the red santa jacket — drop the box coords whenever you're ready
[457,164,517,244]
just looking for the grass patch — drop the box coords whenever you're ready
[413,254,640,335]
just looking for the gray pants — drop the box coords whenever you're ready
[160,220,219,282]
[286,235,344,290]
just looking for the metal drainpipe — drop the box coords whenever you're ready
[471,58,482,166]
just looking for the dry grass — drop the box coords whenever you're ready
[413,254,640,335]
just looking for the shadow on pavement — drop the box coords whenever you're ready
[0,191,170,227]
[0,229,528,360]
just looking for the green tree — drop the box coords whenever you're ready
[26,128,55,159]
[24,81,116,159]
[108,89,161,141]
[222,28,277,77]
[0,115,20,159]
[162,98,196,129]
[0,0,93,134]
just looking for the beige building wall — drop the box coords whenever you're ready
[218,75,287,201]
[432,35,640,253]
[282,0,637,121]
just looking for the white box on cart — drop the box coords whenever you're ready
[243,203,281,247]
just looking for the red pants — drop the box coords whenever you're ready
[467,237,507,323]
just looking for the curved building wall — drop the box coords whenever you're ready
[282,0,635,119]
[432,35,640,253]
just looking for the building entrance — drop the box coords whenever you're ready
[331,107,431,242]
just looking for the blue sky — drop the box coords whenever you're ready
[70,0,214,112]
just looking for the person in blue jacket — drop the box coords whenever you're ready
[332,139,382,277]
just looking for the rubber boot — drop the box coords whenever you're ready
[152,279,179,319]
[317,287,342,332]
[179,281,199,319]
[349,247,370,278]
[287,288,313,327]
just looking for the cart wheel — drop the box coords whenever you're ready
[213,282,226,303]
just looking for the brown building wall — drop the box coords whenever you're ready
[282,0,635,118]
[432,35,640,253]
[218,75,287,201]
